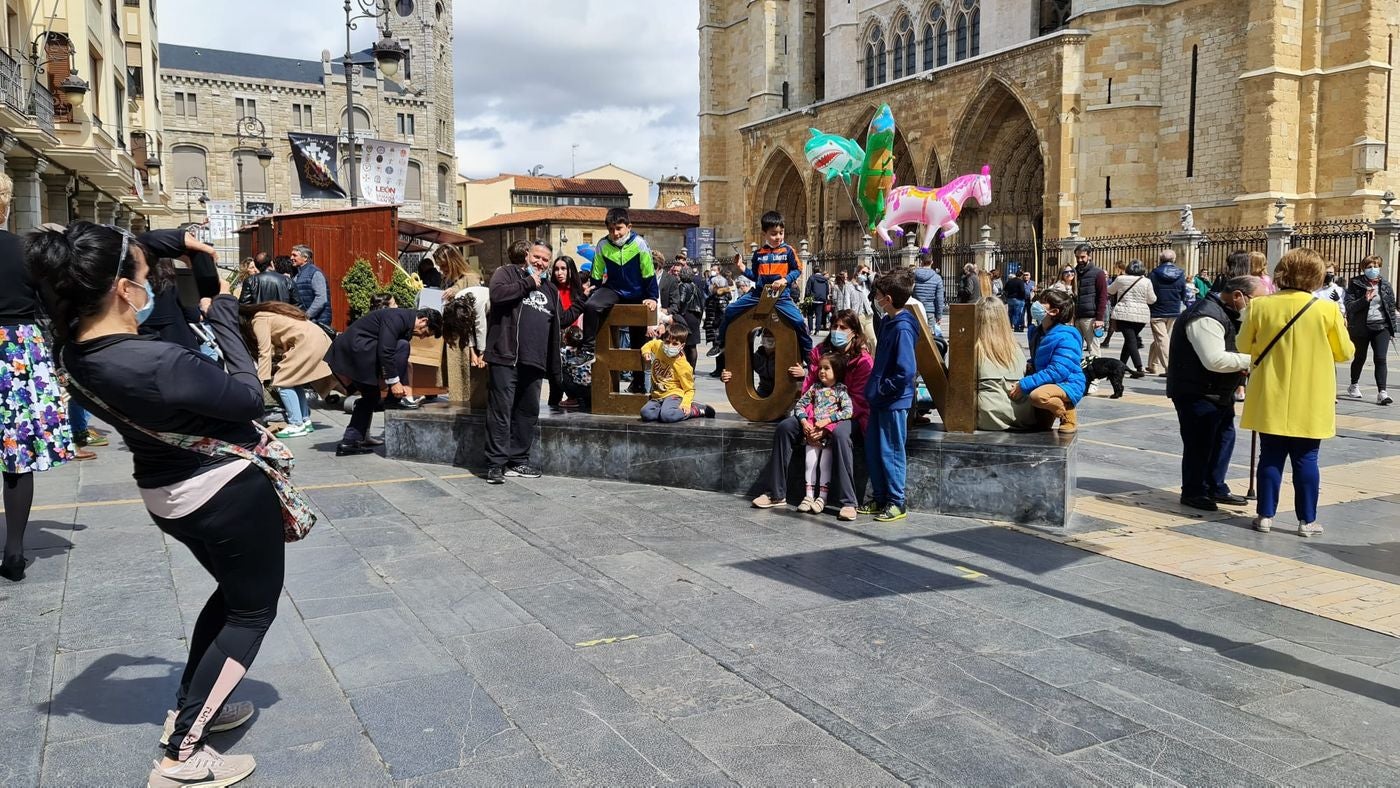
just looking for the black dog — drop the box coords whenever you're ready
[1083,357,1126,399]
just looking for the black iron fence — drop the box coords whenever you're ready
[994,240,1060,288]
[1289,220,1375,280]
[1194,225,1270,276]
[1077,231,1171,270]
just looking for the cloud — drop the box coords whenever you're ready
[158,0,700,190]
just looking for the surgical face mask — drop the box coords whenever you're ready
[829,329,850,349]
[662,343,682,358]
[1030,302,1048,324]
[761,337,776,351]
[128,280,156,326]
[1365,267,1381,280]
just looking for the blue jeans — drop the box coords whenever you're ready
[277,386,310,426]
[69,402,90,434]
[1172,397,1236,500]
[715,291,813,360]
[1256,434,1321,523]
[865,407,909,508]
[1006,298,1026,331]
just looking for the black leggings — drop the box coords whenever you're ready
[151,465,284,761]
[1350,328,1391,390]
[1117,320,1145,371]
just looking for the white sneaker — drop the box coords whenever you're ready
[1297,521,1324,538]
[1379,390,1393,406]
[147,745,255,788]
[159,701,255,746]
[1253,516,1272,533]
[1347,384,1362,399]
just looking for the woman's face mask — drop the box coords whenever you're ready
[1365,267,1381,280]
[829,329,850,349]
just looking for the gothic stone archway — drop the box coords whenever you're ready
[951,79,1046,247]
[755,148,808,244]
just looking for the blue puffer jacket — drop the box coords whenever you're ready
[1019,323,1087,404]
[1148,262,1187,318]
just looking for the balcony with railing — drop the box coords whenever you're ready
[0,50,22,115]
[29,83,54,132]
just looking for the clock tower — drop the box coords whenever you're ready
[655,174,697,210]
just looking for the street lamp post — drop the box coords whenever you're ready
[184,176,207,224]
[342,0,406,206]
[233,115,274,214]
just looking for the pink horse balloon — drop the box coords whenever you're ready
[875,165,993,251]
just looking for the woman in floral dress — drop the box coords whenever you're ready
[0,174,76,581]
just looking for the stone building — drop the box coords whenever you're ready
[656,174,698,209]
[0,0,171,233]
[699,0,1399,254]
[157,0,457,230]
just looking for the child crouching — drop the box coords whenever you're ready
[791,354,853,514]
[640,322,716,422]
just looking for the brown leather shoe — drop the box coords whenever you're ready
[74,447,97,461]
[838,506,857,521]
[1058,408,1078,434]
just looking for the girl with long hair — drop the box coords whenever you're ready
[974,297,1036,430]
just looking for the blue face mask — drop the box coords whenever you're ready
[1365,267,1381,280]
[829,329,850,349]
[129,280,155,325]
[1030,302,1047,324]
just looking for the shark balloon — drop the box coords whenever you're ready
[803,129,865,183]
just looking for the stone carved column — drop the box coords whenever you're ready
[8,157,49,234]
[1265,198,1292,274]
[42,174,71,226]
[1058,219,1084,266]
[95,199,116,226]
[972,225,998,272]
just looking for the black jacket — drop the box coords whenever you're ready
[325,308,417,387]
[1344,274,1397,336]
[485,264,562,378]
[239,271,294,306]
[63,296,263,488]
[1165,293,1243,403]
[139,287,202,351]
[805,272,831,303]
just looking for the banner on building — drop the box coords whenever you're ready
[246,201,276,218]
[288,133,348,199]
[358,138,411,205]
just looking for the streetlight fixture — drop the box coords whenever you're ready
[342,0,407,206]
[184,176,207,224]
[28,32,89,110]
[233,115,273,213]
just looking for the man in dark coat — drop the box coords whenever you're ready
[138,225,221,298]
[804,265,831,331]
[238,252,295,306]
[327,306,442,455]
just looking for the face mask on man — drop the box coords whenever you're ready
[761,337,776,351]
[1365,267,1381,280]
[1324,273,1335,285]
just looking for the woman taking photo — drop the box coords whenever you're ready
[745,309,873,521]
[29,222,279,786]
[1239,247,1354,537]
[239,301,335,438]
[0,175,77,582]
[1344,255,1396,406]
[1107,259,1157,378]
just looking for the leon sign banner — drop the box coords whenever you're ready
[359,139,411,205]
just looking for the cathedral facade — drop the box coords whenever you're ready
[699,0,1399,253]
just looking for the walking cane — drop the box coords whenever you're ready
[1246,430,1257,500]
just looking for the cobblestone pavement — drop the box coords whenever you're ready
[3,339,1398,786]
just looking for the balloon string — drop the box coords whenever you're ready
[840,179,867,237]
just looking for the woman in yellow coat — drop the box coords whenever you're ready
[1238,248,1354,537]
[239,302,334,439]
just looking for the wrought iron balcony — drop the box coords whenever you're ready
[29,83,54,132]
[0,50,21,114]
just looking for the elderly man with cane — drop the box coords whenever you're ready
[1166,275,1260,511]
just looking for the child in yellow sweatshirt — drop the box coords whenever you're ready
[640,322,716,422]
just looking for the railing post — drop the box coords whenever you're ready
[1057,219,1083,267]
[1166,205,1205,277]
[858,234,875,272]
[1372,191,1399,284]
[901,234,920,269]
[1265,198,1293,275]
[972,224,998,272]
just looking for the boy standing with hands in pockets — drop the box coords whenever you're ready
[860,269,919,522]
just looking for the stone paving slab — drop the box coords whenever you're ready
[3,368,1399,786]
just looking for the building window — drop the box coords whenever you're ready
[456,200,463,224]
[892,14,913,79]
[233,150,268,193]
[172,144,207,185]
[341,106,372,133]
[955,14,968,61]
[1038,0,1073,36]
[781,81,789,109]
[970,6,980,56]
[1104,176,1111,209]
[397,112,415,136]
[406,161,422,201]
[583,232,593,245]
[292,102,313,128]
[922,5,944,71]
[864,24,886,89]
[1187,44,1198,178]
[438,164,450,204]
[127,65,143,98]
[235,97,257,119]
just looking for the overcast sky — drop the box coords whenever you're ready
[158,0,701,182]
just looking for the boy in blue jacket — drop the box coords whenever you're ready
[581,207,659,354]
[1010,289,1087,433]
[707,210,813,366]
[860,268,920,523]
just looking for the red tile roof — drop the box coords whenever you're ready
[510,176,631,196]
[469,206,701,231]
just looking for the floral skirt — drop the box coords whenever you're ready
[1,324,76,474]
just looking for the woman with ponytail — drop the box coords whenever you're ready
[28,221,274,787]
[0,174,78,582]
